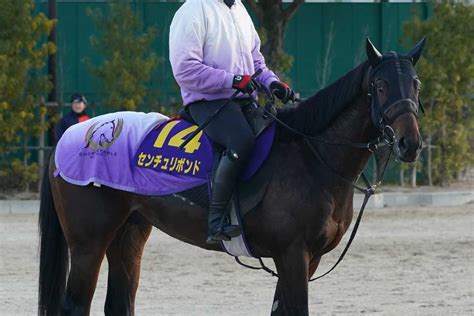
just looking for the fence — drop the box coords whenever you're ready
[33,1,430,107]
[13,1,430,189]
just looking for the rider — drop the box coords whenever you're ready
[169,0,296,244]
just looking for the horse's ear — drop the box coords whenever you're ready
[366,37,382,67]
[406,37,426,65]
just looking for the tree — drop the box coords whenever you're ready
[0,0,56,191]
[246,0,304,78]
[86,1,159,111]
[316,22,336,88]
[403,1,474,185]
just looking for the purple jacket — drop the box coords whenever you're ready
[169,0,280,105]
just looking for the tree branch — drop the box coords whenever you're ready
[246,0,263,22]
[283,0,304,21]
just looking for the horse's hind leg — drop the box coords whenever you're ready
[51,176,132,315]
[104,211,152,316]
[63,242,108,315]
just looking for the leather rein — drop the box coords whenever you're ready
[235,60,421,282]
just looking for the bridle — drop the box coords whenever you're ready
[259,57,423,155]
[367,55,422,130]
[260,57,423,158]
[234,58,423,281]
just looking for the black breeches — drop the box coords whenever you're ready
[186,99,255,163]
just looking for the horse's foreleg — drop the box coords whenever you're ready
[104,212,152,316]
[271,255,321,316]
[270,280,285,316]
[270,244,310,316]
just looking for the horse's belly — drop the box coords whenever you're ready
[133,195,222,252]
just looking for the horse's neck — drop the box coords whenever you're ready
[315,94,376,182]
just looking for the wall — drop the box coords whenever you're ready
[36,1,429,108]
[33,1,430,184]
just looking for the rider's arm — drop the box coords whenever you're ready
[169,5,234,93]
[251,27,280,90]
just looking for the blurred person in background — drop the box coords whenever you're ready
[54,93,90,142]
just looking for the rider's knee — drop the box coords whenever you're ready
[230,135,255,162]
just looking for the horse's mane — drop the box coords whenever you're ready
[277,61,370,137]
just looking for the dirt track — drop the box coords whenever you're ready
[0,206,473,315]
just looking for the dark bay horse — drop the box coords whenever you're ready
[38,38,426,315]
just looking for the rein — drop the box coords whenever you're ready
[304,139,390,282]
[264,103,396,153]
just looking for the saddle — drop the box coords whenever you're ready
[134,100,276,216]
[178,99,276,138]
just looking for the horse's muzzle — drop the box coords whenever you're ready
[395,134,422,162]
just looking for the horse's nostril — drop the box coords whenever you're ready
[398,137,409,153]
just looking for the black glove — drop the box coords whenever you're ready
[232,75,258,94]
[270,81,296,103]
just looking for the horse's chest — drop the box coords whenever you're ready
[310,204,353,255]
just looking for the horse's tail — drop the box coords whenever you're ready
[38,152,69,316]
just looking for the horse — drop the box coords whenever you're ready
[38,38,426,316]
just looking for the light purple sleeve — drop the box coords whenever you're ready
[171,47,235,93]
[251,28,280,89]
[169,10,234,93]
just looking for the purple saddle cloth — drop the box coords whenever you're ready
[55,111,275,196]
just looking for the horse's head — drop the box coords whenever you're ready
[366,37,426,162]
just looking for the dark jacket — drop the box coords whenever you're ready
[55,111,90,143]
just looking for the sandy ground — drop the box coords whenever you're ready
[0,205,473,315]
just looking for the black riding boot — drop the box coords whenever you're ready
[206,151,243,244]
